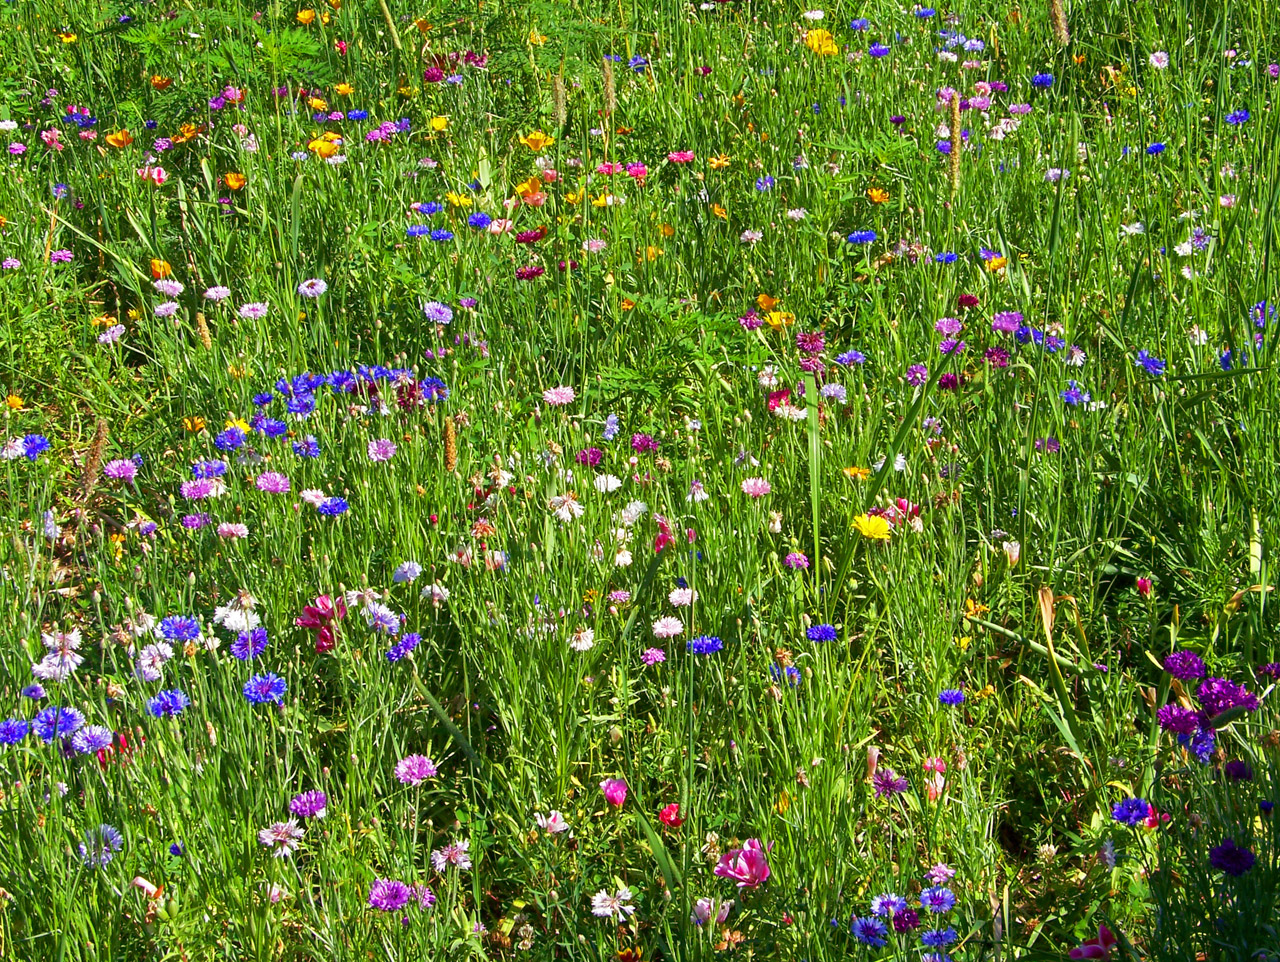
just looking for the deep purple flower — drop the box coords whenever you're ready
[1209,838,1255,876]
[1164,650,1206,681]
[1157,704,1202,735]
[290,790,328,818]
[368,878,412,911]
[1197,677,1258,718]
[873,768,909,798]
[1224,760,1253,782]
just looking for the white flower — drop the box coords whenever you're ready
[590,887,635,921]
[620,501,647,527]
[536,810,571,834]
[1174,240,1194,257]
[1118,222,1145,238]
[420,583,450,605]
[740,229,763,244]
[300,489,327,507]
[668,588,697,607]
[569,627,596,651]
[548,492,585,523]
[594,474,622,493]
[758,366,779,389]
[258,820,305,858]
[212,605,260,634]
[1188,325,1209,346]
[614,548,633,567]
[786,208,807,221]
[801,9,824,20]
[652,616,683,639]
[1149,51,1169,69]
[1002,541,1021,566]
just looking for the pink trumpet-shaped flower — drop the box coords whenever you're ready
[714,838,772,889]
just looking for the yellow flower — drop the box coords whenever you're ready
[172,123,202,145]
[444,191,472,208]
[953,635,972,651]
[307,136,339,159]
[224,172,246,190]
[711,204,727,219]
[150,259,172,279]
[867,187,889,204]
[641,245,662,261]
[708,154,731,170]
[974,684,996,700]
[852,514,891,540]
[225,417,250,432]
[334,82,354,96]
[658,223,674,238]
[765,311,795,331]
[150,76,172,91]
[620,298,636,311]
[429,115,449,132]
[804,28,838,56]
[57,31,77,43]
[413,17,431,32]
[757,293,778,311]
[296,9,316,24]
[564,188,585,205]
[182,416,206,433]
[986,255,1007,272]
[775,790,791,814]
[227,364,247,378]
[964,598,990,618]
[519,130,555,152]
[307,96,328,111]
[842,466,871,481]
[91,315,115,328]
[106,129,134,149]
[528,28,547,45]
[5,395,23,410]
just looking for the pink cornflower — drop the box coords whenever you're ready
[217,522,249,538]
[667,151,695,163]
[103,459,137,482]
[256,471,291,493]
[641,647,666,666]
[367,438,397,461]
[542,386,575,406]
[652,616,683,639]
[784,552,810,569]
[257,820,304,857]
[430,839,471,872]
[741,477,771,498]
[394,753,439,785]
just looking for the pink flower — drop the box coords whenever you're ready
[41,128,64,151]
[741,477,771,498]
[714,838,772,889]
[1069,924,1118,959]
[1136,577,1153,597]
[367,438,397,462]
[600,777,628,807]
[295,594,347,654]
[394,754,439,785]
[137,165,169,186]
[626,163,648,180]
[667,151,695,163]
[596,161,624,175]
[487,218,514,234]
[542,386,575,406]
[217,522,249,538]
[641,647,666,665]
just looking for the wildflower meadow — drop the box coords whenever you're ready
[3,0,1280,957]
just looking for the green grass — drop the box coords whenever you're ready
[0,0,1278,958]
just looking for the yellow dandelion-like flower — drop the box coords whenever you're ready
[852,514,891,540]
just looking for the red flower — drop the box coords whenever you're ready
[659,803,683,827]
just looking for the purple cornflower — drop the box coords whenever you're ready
[1197,678,1258,717]
[368,879,412,911]
[892,908,920,932]
[905,364,929,386]
[641,648,666,666]
[1156,704,1202,735]
[290,790,328,818]
[1209,838,1255,876]
[1112,797,1150,827]
[256,471,291,493]
[631,433,658,454]
[394,754,438,785]
[784,552,810,570]
[230,627,268,661]
[796,331,825,353]
[1163,650,1206,680]
[873,768,909,798]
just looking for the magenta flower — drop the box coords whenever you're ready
[367,438,397,462]
[395,754,439,785]
[600,777,628,807]
[714,838,772,889]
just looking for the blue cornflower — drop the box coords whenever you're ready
[430,229,454,242]
[963,38,984,51]
[1220,350,1234,371]
[807,624,838,642]
[420,377,449,403]
[869,42,890,57]
[327,370,357,394]
[848,230,877,244]
[393,561,423,583]
[1185,727,1216,764]
[192,460,227,479]
[770,664,801,686]
[919,886,956,913]
[407,225,430,238]
[1112,797,1150,826]
[347,109,368,120]
[1225,109,1250,125]
[159,615,201,642]
[52,183,70,198]
[252,392,274,406]
[1060,380,1090,406]
[21,684,44,700]
[939,688,965,706]
[214,427,246,451]
[386,632,423,662]
[71,725,115,754]
[935,252,958,263]
[286,394,316,416]
[1147,142,1166,155]
[1031,73,1054,88]
[687,635,724,655]
[921,927,958,947]
[148,689,190,718]
[0,719,30,744]
[915,7,936,16]
[230,627,268,661]
[849,18,870,29]
[628,55,648,73]
[21,435,51,461]
[317,497,349,516]
[1251,300,1274,328]
[80,824,124,867]
[603,54,623,62]
[1136,350,1166,376]
[468,212,492,229]
[33,705,85,743]
[259,418,288,439]
[755,175,774,191]
[419,201,444,215]
[243,673,288,705]
[169,842,185,856]
[851,916,889,947]
[871,893,908,917]
[603,413,620,441]
[836,350,867,365]
[292,437,321,458]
